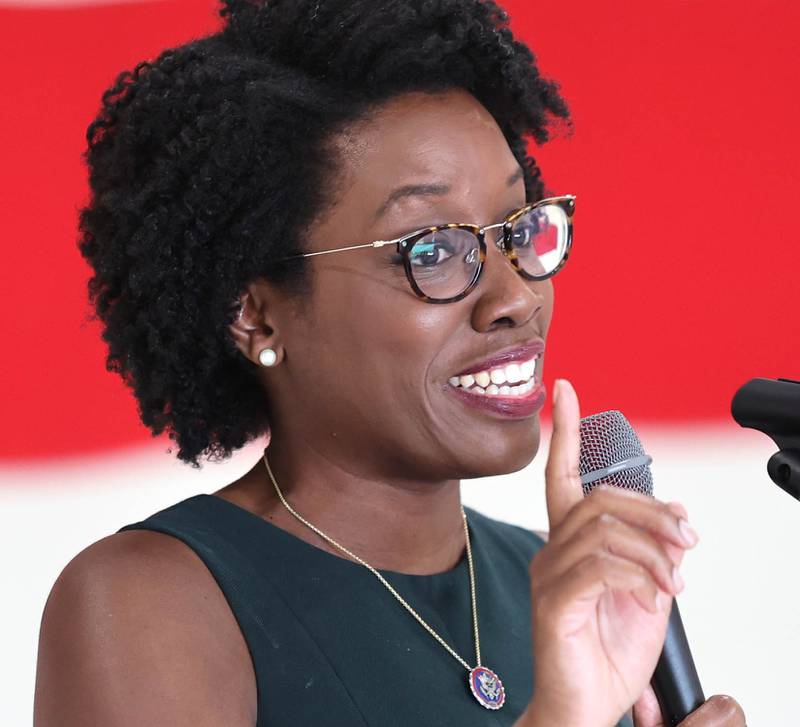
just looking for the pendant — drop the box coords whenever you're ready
[468,665,506,710]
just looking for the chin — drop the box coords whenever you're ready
[460,423,542,478]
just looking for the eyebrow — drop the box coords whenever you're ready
[372,167,525,222]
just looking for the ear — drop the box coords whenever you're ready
[228,282,284,367]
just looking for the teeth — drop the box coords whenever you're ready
[456,377,538,398]
[449,354,540,390]
[505,363,522,384]
[474,371,491,388]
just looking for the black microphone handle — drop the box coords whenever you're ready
[650,598,705,726]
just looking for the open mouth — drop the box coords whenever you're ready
[448,353,541,398]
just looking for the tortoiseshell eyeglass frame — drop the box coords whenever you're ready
[274,194,576,304]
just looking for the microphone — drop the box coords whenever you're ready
[578,410,705,726]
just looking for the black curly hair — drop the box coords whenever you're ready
[78,0,571,468]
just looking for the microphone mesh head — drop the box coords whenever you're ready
[578,410,654,497]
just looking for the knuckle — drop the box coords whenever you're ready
[592,513,619,551]
[657,500,677,522]
[597,511,616,526]
[657,501,683,529]
[666,500,689,520]
[590,511,616,534]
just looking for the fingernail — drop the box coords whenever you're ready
[655,589,669,610]
[672,565,685,592]
[678,518,699,546]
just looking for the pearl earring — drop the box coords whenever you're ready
[258,348,278,367]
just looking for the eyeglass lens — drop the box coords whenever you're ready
[407,203,569,300]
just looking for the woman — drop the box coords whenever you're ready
[34,1,745,725]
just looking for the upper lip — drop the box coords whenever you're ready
[452,339,545,377]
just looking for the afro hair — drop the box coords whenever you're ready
[78,0,571,467]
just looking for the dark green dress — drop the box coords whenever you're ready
[118,494,633,727]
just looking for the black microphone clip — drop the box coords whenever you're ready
[731,377,800,502]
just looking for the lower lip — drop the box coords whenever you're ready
[447,381,546,418]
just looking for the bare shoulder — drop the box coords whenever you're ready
[34,529,256,727]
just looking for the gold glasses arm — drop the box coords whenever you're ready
[278,227,435,260]
[280,240,390,260]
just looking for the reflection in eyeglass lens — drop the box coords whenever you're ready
[406,204,568,299]
[511,205,567,277]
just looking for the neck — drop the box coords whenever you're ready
[219,432,467,576]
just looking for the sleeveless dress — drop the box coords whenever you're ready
[118,494,633,727]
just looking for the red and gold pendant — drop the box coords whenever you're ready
[468,665,505,709]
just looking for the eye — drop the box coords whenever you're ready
[409,236,457,267]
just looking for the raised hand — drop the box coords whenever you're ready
[519,378,700,727]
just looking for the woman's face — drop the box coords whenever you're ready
[260,88,555,482]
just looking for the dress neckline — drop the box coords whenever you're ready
[198,493,474,582]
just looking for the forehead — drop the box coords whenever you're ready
[331,89,520,209]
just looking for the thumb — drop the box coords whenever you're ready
[544,378,584,531]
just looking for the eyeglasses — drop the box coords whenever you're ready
[276,194,575,303]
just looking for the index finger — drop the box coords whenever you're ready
[544,378,584,531]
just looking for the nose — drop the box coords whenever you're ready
[469,232,547,332]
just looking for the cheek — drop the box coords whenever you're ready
[298,271,452,393]
[537,280,555,332]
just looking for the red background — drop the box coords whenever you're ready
[1,0,797,461]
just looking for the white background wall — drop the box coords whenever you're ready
[3,422,797,725]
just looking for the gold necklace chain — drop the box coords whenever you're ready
[262,451,481,671]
